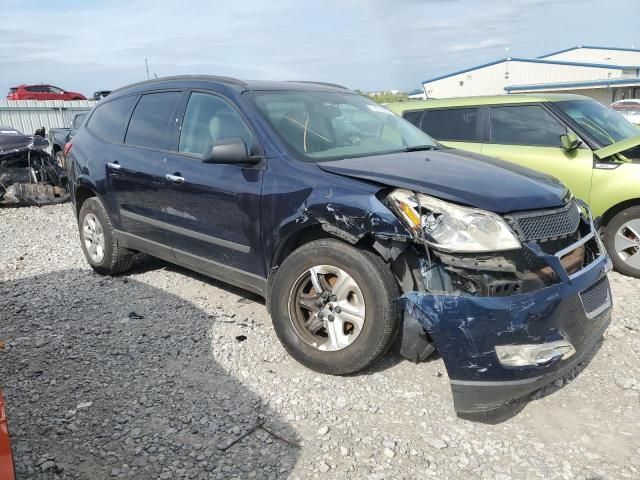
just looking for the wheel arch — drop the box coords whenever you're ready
[599,198,640,230]
[74,183,98,218]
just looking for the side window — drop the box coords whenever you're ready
[125,92,183,150]
[72,114,87,130]
[26,86,40,92]
[178,92,253,156]
[420,108,480,141]
[402,110,424,128]
[490,105,566,146]
[49,86,64,94]
[87,96,137,143]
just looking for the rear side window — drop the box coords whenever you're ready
[125,92,183,150]
[402,110,423,128]
[87,96,137,143]
[490,105,566,146]
[72,113,87,130]
[420,108,480,142]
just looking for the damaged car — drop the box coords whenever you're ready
[66,76,612,413]
[0,132,69,207]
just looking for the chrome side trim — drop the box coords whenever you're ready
[120,209,251,253]
[115,230,266,296]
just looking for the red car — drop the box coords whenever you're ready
[0,389,15,480]
[7,84,86,101]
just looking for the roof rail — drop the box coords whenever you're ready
[287,80,349,90]
[111,75,247,95]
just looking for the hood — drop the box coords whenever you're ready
[594,134,640,159]
[318,148,568,214]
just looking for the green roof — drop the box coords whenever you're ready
[386,93,589,114]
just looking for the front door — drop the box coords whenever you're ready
[481,104,593,204]
[162,91,265,284]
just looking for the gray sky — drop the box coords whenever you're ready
[1,0,638,97]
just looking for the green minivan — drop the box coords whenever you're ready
[388,94,640,278]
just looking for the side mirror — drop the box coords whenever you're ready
[201,137,259,165]
[560,131,581,151]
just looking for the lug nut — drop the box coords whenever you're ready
[330,294,337,301]
[334,306,342,313]
[328,314,335,322]
[315,300,323,308]
[321,291,330,299]
[318,311,325,319]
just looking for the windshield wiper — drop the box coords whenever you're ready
[399,145,440,152]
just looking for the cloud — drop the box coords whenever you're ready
[447,38,511,53]
[0,0,635,94]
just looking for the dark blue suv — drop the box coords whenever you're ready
[67,76,612,414]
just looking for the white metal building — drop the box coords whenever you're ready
[421,46,640,104]
[0,99,96,136]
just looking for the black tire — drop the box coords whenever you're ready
[55,151,65,168]
[604,206,640,278]
[78,197,134,275]
[270,239,400,375]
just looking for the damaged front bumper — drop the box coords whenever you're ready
[398,205,613,414]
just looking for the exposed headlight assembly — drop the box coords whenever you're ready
[388,189,521,253]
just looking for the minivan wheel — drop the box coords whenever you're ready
[78,197,134,275]
[270,239,400,375]
[604,206,640,278]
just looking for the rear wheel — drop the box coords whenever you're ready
[78,197,134,275]
[270,239,400,375]
[604,206,640,278]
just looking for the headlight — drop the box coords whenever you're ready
[388,189,521,253]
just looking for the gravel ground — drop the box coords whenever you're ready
[1,204,639,480]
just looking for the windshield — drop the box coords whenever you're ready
[249,91,438,161]
[556,100,640,146]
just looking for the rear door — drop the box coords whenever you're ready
[162,90,265,282]
[481,104,593,203]
[407,107,483,153]
[106,91,184,246]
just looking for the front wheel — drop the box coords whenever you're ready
[270,239,401,375]
[604,206,640,278]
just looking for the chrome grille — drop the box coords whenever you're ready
[580,276,611,318]
[508,200,581,242]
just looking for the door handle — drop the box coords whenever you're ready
[166,173,185,184]
[107,162,121,170]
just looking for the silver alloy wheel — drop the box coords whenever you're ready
[288,265,366,352]
[82,213,106,264]
[614,219,640,270]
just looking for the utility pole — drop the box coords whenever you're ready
[145,59,150,80]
